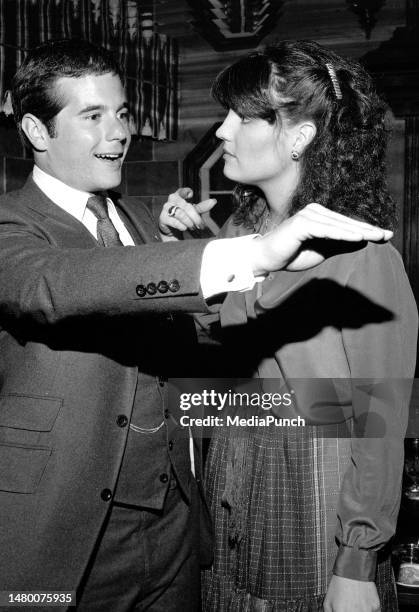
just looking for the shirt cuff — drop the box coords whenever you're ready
[200,235,265,299]
[333,545,377,581]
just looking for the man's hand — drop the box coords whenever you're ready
[323,575,380,612]
[159,188,217,236]
[249,203,393,274]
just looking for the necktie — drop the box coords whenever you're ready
[86,195,123,247]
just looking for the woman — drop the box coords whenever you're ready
[161,41,418,611]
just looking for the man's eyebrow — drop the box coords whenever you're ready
[77,102,129,115]
[77,104,105,115]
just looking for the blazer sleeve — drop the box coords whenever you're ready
[0,208,211,325]
[333,243,418,581]
[191,216,238,340]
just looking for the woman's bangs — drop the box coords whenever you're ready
[212,55,272,120]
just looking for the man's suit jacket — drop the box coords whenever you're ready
[0,177,211,593]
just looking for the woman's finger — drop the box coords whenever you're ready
[159,216,188,234]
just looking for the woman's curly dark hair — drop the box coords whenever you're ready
[212,40,396,230]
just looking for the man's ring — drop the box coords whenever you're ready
[168,205,179,217]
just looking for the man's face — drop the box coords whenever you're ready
[39,72,131,192]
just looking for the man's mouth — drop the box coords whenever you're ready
[94,153,124,161]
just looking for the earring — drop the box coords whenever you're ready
[291,150,300,161]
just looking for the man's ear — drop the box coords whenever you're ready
[292,121,317,156]
[20,114,49,152]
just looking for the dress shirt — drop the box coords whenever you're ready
[32,165,135,246]
[32,165,263,298]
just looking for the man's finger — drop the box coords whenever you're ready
[304,221,391,242]
[302,204,393,239]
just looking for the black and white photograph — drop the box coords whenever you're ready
[0,1,418,610]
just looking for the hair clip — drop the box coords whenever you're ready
[325,63,342,100]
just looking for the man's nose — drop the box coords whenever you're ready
[106,116,128,141]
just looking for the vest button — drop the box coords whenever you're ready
[100,488,112,501]
[116,415,128,427]
[168,440,174,451]
[159,473,169,483]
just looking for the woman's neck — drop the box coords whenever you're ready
[260,162,300,222]
[261,181,296,229]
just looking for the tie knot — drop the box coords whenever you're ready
[86,195,109,220]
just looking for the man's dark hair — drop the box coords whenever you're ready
[213,39,396,230]
[11,38,122,148]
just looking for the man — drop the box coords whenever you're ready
[0,39,392,611]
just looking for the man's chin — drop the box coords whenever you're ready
[95,172,123,192]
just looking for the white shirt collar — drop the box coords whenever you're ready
[32,165,92,222]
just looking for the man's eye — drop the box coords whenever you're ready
[86,113,101,121]
[239,116,251,124]
[119,111,129,122]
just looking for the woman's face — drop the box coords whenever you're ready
[215,109,298,190]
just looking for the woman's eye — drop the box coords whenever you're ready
[240,116,251,124]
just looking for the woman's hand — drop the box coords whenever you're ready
[159,188,217,236]
[323,575,380,612]
[249,203,393,274]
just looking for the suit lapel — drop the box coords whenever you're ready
[20,176,98,248]
[109,193,161,246]
[19,176,160,249]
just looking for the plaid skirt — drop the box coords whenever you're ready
[202,425,398,611]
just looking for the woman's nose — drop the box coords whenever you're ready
[216,110,235,141]
[215,121,227,141]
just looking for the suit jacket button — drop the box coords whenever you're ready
[116,415,128,427]
[168,440,174,451]
[136,284,147,297]
[101,488,112,501]
[168,279,180,293]
[159,473,169,483]
[147,282,157,295]
[157,280,169,293]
